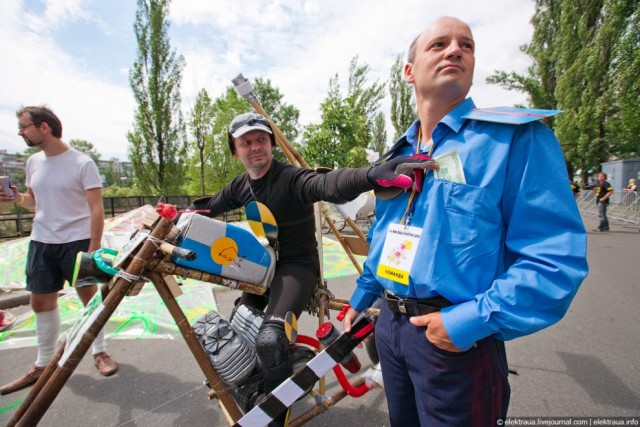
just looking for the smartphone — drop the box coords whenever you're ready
[0,176,15,199]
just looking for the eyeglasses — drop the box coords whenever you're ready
[18,123,36,131]
[228,113,270,135]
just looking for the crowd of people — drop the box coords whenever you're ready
[0,16,593,427]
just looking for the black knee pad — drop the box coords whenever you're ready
[255,321,289,369]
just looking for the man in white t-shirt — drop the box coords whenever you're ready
[0,106,118,395]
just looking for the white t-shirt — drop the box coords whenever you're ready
[26,148,103,244]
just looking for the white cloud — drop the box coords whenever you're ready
[1,0,535,162]
[0,0,134,160]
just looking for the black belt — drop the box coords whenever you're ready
[383,291,452,316]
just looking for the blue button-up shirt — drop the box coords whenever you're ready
[350,98,588,350]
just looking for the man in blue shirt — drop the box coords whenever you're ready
[343,16,588,426]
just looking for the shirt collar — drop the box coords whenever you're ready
[441,97,476,133]
[382,97,476,160]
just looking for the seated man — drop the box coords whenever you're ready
[188,112,430,425]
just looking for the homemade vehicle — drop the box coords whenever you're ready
[6,76,380,427]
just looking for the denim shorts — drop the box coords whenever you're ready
[26,239,99,293]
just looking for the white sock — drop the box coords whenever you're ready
[35,309,61,368]
[91,327,107,355]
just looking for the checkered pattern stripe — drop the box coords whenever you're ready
[234,314,374,427]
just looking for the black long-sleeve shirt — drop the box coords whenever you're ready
[194,160,373,265]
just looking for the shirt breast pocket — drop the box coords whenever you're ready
[434,180,489,244]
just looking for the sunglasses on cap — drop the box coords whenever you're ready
[228,113,272,138]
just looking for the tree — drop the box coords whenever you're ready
[23,147,41,157]
[302,57,385,168]
[369,111,388,157]
[389,53,416,141]
[252,78,301,162]
[187,89,215,196]
[253,78,300,143]
[127,0,187,196]
[486,0,562,113]
[101,158,134,188]
[183,79,302,195]
[347,56,386,128]
[487,0,640,183]
[604,1,640,157]
[70,139,101,164]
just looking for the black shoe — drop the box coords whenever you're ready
[592,228,602,232]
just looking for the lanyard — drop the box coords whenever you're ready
[400,127,434,226]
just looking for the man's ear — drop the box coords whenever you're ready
[404,62,414,84]
[232,153,238,158]
[38,121,51,134]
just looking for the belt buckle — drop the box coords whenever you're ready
[397,298,407,314]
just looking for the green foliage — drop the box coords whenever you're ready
[345,146,369,168]
[369,111,388,159]
[605,2,640,157]
[302,57,385,168]
[184,87,246,195]
[23,146,41,156]
[486,0,640,183]
[187,89,215,196]
[485,0,562,113]
[127,0,187,196]
[183,79,301,195]
[69,139,101,164]
[389,53,416,141]
[253,78,301,144]
[102,185,145,197]
[101,159,134,188]
[554,0,606,179]
[252,78,301,162]
[9,157,27,190]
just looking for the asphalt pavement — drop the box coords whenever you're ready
[0,214,638,426]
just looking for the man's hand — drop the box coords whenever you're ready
[342,307,361,333]
[0,185,18,203]
[368,154,438,189]
[409,312,462,352]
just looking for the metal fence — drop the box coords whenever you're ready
[576,190,639,230]
[3,191,638,241]
[0,196,243,241]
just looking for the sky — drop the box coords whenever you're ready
[0,0,536,161]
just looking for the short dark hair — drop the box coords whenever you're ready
[16,105,63,138]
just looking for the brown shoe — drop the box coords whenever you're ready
[93,352,119,376]
[0,365,45,395]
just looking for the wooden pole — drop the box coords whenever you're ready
[289,377,368,427]
[148,259,268,295]
[325,218,364,276]
[6,342,65,427]
[231,74,369,270]
[13,216,175,427]
[7,280,114,425]
[327,298,379,317]
[345,217,367,242]
[232,74,308,169]
[148,272,243,423]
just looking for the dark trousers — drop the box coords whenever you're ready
[241,263,318,426]
[376,302,510,427]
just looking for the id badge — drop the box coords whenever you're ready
[376,223,422,285]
